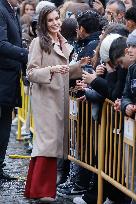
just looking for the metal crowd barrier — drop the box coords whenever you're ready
[98,99,136,203]
[17,84,136,204]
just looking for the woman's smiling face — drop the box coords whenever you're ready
[47,10,61,35]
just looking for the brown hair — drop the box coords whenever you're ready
[20,0,36,16]
[20,14,32,25]
[37,6,60,54]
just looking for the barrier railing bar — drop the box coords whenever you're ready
[131,124,136,191]
[81,101,84,162]
[97,102,107,204]
[117,113,122,182]
[90,104,93,165]
[101,172,136,201]
[68,155,98,174]
[85,102,88,163]
[109,105,113,177]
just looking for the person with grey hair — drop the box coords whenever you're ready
[105,0,126,23]
[36,0,55,14]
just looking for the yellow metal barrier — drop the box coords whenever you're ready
[68,93,136,204]
[17,84,136,203]
[68,93,99,175]
[100,99,136,202]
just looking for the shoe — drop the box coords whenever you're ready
[21,130,31,136]
[57,177,74,190]
[0,172,18,181]
[57,183,87,198]
[73,188,98,204]
[16,123,31,136]
[16,129,31,136]
[57,171,70,186]
[73,196,87,204]
[39,197,55,203]
[103,198,115,204]
[25,141,33,154]
[12,116,18,126]
[23,135,31,140]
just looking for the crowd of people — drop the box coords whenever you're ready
[0,0,136,203]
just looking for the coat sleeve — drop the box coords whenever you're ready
[85,88,104,102]
[69,61,82,79]
[110,67,127,101]
[0,10,28,64]
[121,69,134,114]
[90,77,109,98]
[27,38,52,84]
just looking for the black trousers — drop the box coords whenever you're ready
[0,106,13,174]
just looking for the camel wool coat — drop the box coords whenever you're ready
[27,36,82,158]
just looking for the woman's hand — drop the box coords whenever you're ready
[82,70,96,84]
[125,104,136,117]
[50,65,69,74]
[93,0,104,15]
[114,99,121,111]
[96,64,106,76]
[80,57,91,67]
[75,80,87,91]
[77,95,86,101]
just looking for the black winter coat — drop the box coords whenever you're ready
[122,63,136,114]
[90,66,128,101]
[0,0,28,107]
[76,31,100,61]
[70,31,100,88]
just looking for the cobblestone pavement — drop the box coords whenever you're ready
[0,125,74,204]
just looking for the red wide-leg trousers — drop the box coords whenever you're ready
[24,156,57,199]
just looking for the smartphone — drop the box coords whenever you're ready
[82,65,94,74]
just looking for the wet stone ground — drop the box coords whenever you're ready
[0,125,74,204]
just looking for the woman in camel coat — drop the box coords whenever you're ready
[24,5,82,203]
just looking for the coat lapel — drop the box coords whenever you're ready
[53,43,67,59]
[62,43,73,59]
[53,42,73,60]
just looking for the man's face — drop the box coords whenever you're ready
[105,3,118,22]
[8,0,18,7]
[125,19,136,33]
[128,45,136,62]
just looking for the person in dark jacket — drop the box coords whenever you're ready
[122,29,136,117]
[57,9,101,200]
[0,0,28,180]
[121,29,136,204]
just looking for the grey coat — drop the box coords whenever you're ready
[27,36,82,158]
